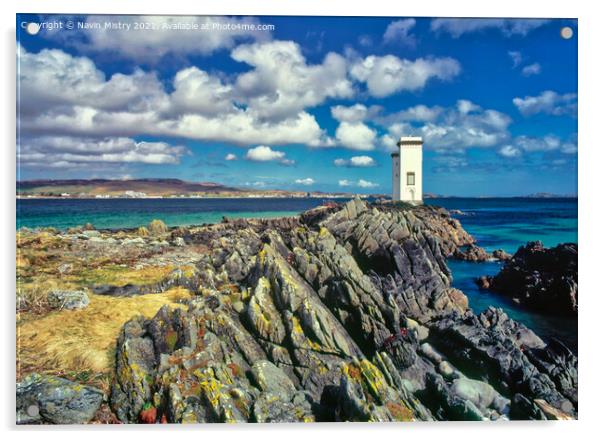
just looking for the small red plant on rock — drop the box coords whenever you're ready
[139,402,157,424]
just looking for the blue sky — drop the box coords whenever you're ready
[17,15,577,196]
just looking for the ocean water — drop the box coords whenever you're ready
[427,198,578,352]
[16,197,329,230]
[427,198,578,252]
[16,197,578,350]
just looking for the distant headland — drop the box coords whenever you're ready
[16,178,361,199]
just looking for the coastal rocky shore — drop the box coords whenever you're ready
[476,241,578,316]
[16,199,578,423]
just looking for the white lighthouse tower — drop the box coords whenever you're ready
[391,136,423,204]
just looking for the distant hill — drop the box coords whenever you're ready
[423,192,577,199]
[423,193,453,199]
[15,178,353,198]
[16,178,245,197]
[524,192,577,199]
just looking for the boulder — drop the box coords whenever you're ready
[450,377,509,414]
[121,237,145,246]
[47,290,89,310]
[492,249,512,261]
[453,244,491,262]
[534,399,574,420]
[438,361,455,378]
[17,373,103,424]
[82,230,101,238]
[475,275,491,289]
[404,317,429,341]
[57,263,72,275]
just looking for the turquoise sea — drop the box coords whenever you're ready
[16,197,319,230]
[435,198,578,352]
[16,197,577,351]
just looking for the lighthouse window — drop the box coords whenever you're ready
[407,172,415,186]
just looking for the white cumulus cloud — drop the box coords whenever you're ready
[334,156,377,167]
[378,104,443,124]
[169,67,236,116]
[331,104,369,123]
[383,19,416,46]
[335,122,377,151]
[17,45,333,149]
[349,55,461,98]
[18,136,188,167]
[232,40,354,121]
[338,179,379,189]
[515,135,572,153]
[358,179,379,188]
[498,145,522,158]
[513,90,577,116]
[498,135,577,157]
[381,100,512,153]
[431,18,549,38]
[295,178,315,185]
[246,145,285,161]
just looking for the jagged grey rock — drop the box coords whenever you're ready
[479,241,578,315]
[17,373,103,424]
[104,199,577,423]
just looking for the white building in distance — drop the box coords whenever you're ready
[391,136,423,204]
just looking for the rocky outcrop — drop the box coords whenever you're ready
[453,244,492,262]
[47,290,90,310]
[492,249,512,261]
[428,307,576,417]
[17,373,103,424]
[107,199,577,423]
[477,241,577,316]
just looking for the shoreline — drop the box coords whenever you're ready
[17,211,304,233]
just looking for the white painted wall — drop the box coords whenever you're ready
[392,137,423,204]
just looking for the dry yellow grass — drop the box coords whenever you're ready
[17,277,76,314]
[17,287,192,377]
[73,264,176,287]
[17,264,180,313]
